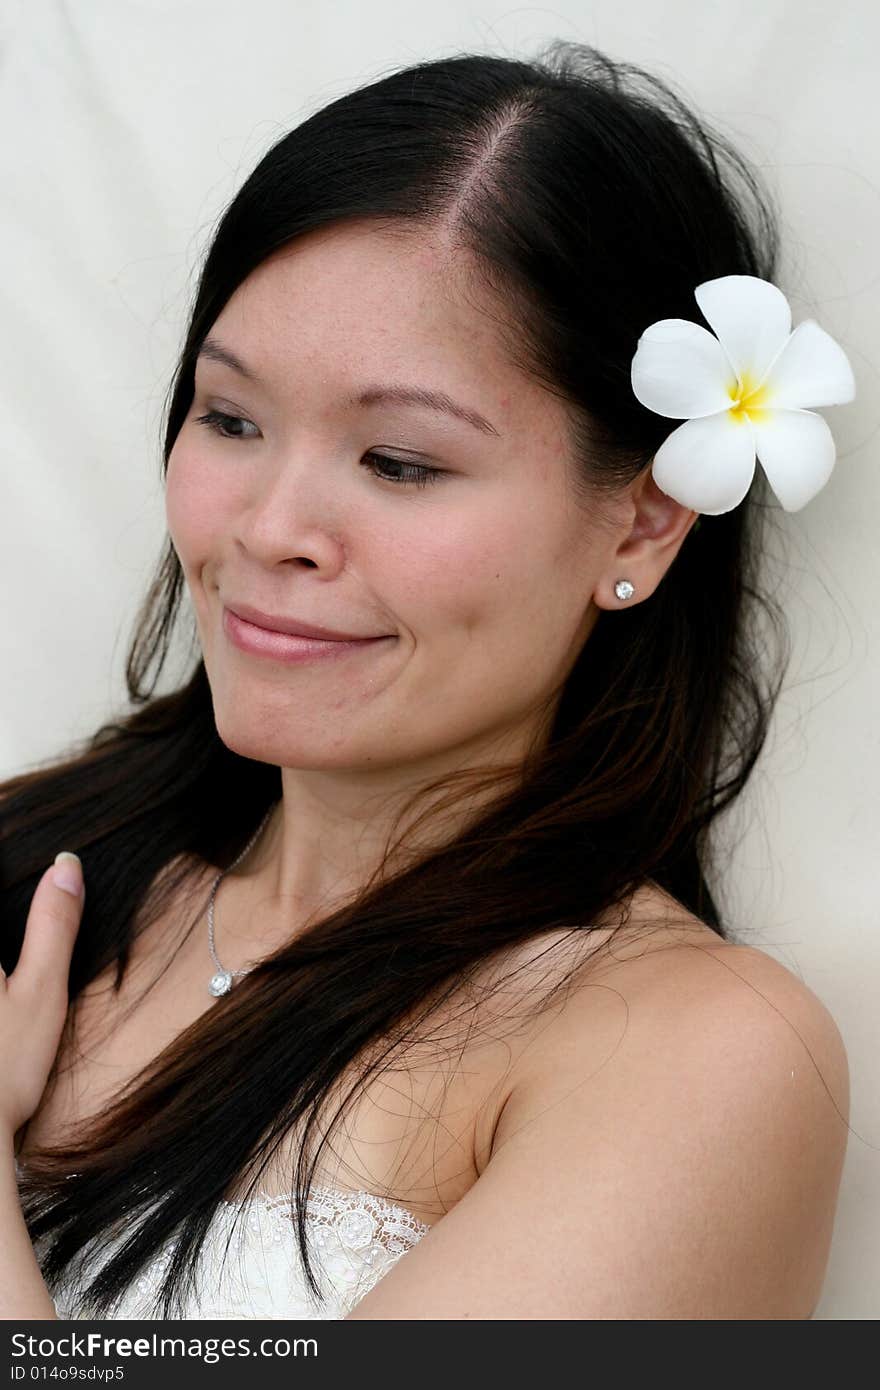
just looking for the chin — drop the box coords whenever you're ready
[211,711,366,771]
[213,717,311,766]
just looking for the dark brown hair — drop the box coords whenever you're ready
[3,42,788,1316]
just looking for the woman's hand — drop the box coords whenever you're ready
[0,853,84,1143]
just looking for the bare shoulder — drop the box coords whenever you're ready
[502,880,850,1127]
[487,883,851,1315]
[619,884,849,1092]
[468,880,850,1128]
[350,883,850,1318]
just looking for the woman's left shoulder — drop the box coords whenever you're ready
[613,884,846,1075]
[479,887,851,1317]
[354,885,851,1317]
[540,880,850,1106]
[484,880,850,1110]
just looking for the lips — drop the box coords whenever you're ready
[224,601,387,643]
[222,604,393,666]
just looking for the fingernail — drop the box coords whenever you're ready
[52,851,83,898]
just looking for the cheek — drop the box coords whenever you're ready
[419,496,595,683]
[385,498,548,635]
[165,439,227,567]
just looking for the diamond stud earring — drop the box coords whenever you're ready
[614,579,635,601]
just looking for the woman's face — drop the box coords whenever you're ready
[166,222,621,775]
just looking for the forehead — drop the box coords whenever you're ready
[221,221,494,345]
[207,221,563,439]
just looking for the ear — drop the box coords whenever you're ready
[593,465,700,610]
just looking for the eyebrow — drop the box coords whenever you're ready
[198,338,262,383]
[196,337,500,437]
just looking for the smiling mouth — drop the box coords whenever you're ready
[222,607,393,665]
[224,601,390,643]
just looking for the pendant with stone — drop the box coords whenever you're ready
[209,970,233,997]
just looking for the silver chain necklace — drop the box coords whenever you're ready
[207,804,278,997]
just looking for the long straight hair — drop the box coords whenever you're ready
[3,43,788,1316]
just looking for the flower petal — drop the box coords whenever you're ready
[749,408,836,511]
[694,275,792,386]
[631,318,736,419]
[651,413,756,515]
[759,320,856,409]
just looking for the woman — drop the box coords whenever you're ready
[1,43,852,1320]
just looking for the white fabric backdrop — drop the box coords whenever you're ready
[1,0,877,1319]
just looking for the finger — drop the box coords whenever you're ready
[11,852,85,997]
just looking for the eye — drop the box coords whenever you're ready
[361,453,443,489]
[194,409,260,440]
[194,410,444,489]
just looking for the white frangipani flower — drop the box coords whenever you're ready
[630,275,856,515]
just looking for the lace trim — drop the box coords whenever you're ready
[222,1186,431,1255]
[113,1189,429,1316]
[16,1159,429,1248]
[21,1169,431,1319]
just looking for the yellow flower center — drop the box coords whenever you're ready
[727,368,771,421]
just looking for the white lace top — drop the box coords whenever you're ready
[22,1174,430,1320]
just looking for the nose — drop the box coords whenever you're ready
[233,453,348,576]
